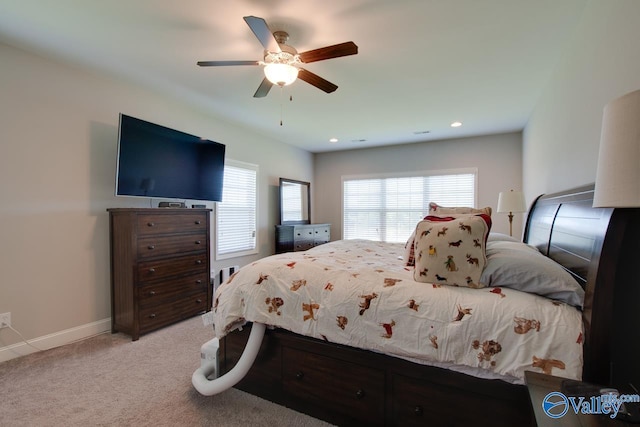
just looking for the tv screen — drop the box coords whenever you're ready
[115,114,225,202]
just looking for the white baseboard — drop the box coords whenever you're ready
[0,318,111,363]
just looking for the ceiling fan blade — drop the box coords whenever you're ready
[197,60,259,67]
[298,41,358,63]
[297,68,338,93]
[253,77,273,98]
[243,16,281,53]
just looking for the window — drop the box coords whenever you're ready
[342,169,477,242]
[216,160,258,259]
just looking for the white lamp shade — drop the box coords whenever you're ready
[497,190,526,213]
[263,63,298,86]
[593,89,640,208]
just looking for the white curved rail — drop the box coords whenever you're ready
[191,323,266,396]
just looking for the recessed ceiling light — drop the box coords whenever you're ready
[329,137,338,143]
[451,121,463,128]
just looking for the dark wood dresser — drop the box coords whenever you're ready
[275,223,330,253]
[108,208,212,340]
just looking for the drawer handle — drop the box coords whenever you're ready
[149,268,156,273]
[147,222,155,227]
[149,313,156,319]
[195,259,203,265]
[149,291,156,296]
[147,245,155,250]
[195,240,202,245]
[196,279,202,284]
[414,406,424,416]
[295,371,304,380]
[195,220,201,225]
[355,389,365,400]
[196,299,202,304]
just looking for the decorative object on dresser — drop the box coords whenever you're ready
[108,208,212,341]
[275,223,330,253]
[496,189,526,236]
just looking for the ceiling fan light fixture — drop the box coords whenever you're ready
[264,63,299,86]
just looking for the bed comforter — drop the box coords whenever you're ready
[212,239,583,384]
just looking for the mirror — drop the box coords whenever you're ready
[279,178,310,225]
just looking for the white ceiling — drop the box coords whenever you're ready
[0,0,587,153]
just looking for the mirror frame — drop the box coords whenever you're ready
[279,178,311,225]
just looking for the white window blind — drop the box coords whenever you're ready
[216,160,258,259]
[343,170,476,242]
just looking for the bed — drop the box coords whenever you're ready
[208,184,639,426]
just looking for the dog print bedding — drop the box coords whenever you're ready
[211,239,583,384]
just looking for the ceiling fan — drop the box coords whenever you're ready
[197,16,358,98]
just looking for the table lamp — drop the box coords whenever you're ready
[593,88,640,208]
[497,190,526,236]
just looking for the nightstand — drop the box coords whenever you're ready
[525,371,639,426]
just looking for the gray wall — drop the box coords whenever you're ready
[524,0,640,201]
[313,132,523,239]
[0,42,312,358]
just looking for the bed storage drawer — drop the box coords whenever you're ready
[283,347,385,425]
[391,372,532,427]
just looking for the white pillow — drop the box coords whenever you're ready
[429,202,492,216]
[480,241,584,307]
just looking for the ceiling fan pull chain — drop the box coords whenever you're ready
[280,86,284,126]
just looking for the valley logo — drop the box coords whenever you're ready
[542,390,639,419]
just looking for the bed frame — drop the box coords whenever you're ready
[218,184,639,426]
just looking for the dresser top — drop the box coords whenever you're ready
[107,208,212,213]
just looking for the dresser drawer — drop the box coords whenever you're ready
[312,225,330,244]
[293,240,314,251]
[139,291,208,332]
[138,273,209,309]
[137,254,208,282]
[283,347,384,425]
[137,233,207,259]
[294,226,315,240]
[137,212,208,235]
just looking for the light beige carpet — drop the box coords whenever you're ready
[0,316,333,426]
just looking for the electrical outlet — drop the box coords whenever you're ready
[0,312,11,329]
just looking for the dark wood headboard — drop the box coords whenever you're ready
[523,184,640,391]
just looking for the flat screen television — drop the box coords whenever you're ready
[115,114,225,202]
